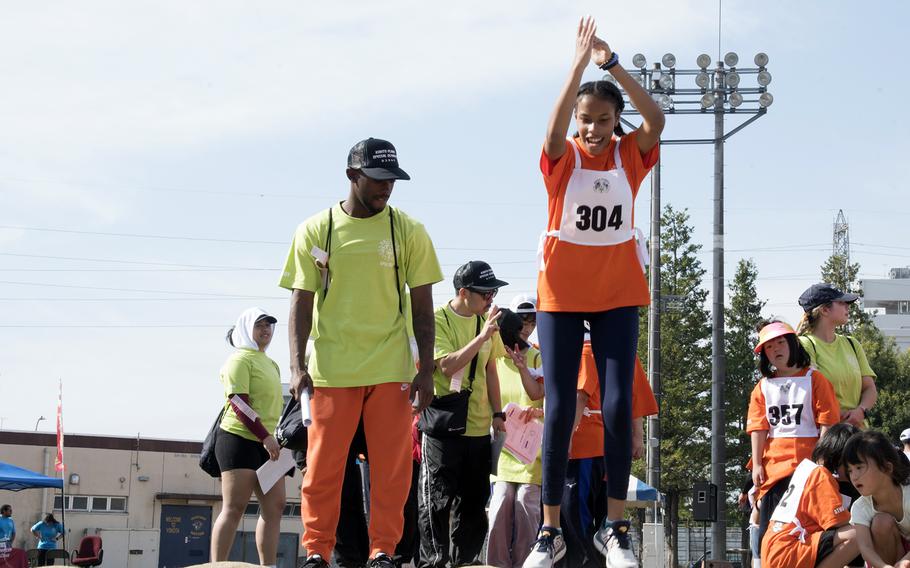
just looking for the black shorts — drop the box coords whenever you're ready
[815,527,863,567]
[214,428,269,472]
[815,528,837,566]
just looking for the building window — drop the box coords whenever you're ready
[244,502,300,517]
[53,495,128,513]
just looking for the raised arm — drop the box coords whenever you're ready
[437,307,502,378]
[544,17,598,161]
[591,37,665,153]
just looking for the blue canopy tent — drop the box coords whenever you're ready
[0,462,63,491]
[0,461,66,554]
[626,475,661,508]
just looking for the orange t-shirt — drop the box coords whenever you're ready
[537,131,659,313]
[569,343,657,459]
[746,369,840,500]
[761,465,849,567]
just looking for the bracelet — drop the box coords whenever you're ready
[599,52,619,71]
[492,412,506,421]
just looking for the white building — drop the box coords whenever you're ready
[0,430,304,567]
[862,267,910,350]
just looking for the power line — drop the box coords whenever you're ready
[0,226,537,251]
[0,280,286,298]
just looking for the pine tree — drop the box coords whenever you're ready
[723,259,765,529]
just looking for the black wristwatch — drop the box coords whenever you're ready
[857,406,868,418]
[599,52,619,71]
[493,412,506,421]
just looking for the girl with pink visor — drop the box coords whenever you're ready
[746,319,841,564]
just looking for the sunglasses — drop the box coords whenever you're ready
[468,288,498,300]
[519,313,537,323]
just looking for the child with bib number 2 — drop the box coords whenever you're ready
[524,15,664,568]
[747,320,840,563]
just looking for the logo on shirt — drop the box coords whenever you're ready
[834,506,845,515]
[593,178,611,193]
[378,239,394,268]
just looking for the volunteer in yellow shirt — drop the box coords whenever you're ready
[211,307,284,565]
[796,283,877,428]
[417,260,507,568]
[281,138,443,568]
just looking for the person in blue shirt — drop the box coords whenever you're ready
[30,513,64,566]
[0,504,15,544]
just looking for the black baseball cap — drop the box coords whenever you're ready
[498,309,530,351]
[347,138,410,181]
[453,260,509,291]
[798,283,859,312]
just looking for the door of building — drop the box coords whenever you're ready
[158,504,211,567]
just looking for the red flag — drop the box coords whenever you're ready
[55,380,64,473]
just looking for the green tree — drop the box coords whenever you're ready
[640,205,712,566]
[723,259,765,529]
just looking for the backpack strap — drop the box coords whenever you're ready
[322,207,334,300]
[440,309,482,392]
[804,335,821,366]
[389,206,403,315]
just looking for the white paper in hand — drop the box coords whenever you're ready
[256,448,296,494]
[300,389,313,427]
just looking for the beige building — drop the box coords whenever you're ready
[0,430,304,567]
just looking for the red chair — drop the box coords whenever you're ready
[71,536,103,567]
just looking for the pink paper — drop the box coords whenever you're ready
[502,402,543,464]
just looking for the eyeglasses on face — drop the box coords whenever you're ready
[468,288,497,300]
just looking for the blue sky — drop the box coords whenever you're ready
[1,1,907,438]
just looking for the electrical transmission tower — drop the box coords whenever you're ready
[833,209,850,285]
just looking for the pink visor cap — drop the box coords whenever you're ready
[754,321,796,354]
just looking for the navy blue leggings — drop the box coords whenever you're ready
[537,307,639,505]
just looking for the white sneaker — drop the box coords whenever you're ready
[522,528,566,568]
[593,519,638,568]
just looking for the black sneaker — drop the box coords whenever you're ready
[368,553,396,568]
[298,553,329,568]
[521,527,566,568]
[593,519,637,568]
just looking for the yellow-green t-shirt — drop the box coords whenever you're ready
[219,348,283,442]
[279,204,443,387]
[799,334,876,411]
[433,303,506,437]
[492,347,543,485]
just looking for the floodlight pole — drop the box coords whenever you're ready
[711,61,728,560]
[620,53,772,562]
[647,147,662,526]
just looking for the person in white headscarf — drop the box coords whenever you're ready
[210,307,285,567]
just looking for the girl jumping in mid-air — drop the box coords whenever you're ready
[526,15,664,568]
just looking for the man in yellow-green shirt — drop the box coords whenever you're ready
[417,260,508,568]
[280,138,443,568]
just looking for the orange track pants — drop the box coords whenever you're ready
[301,381,413,559]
